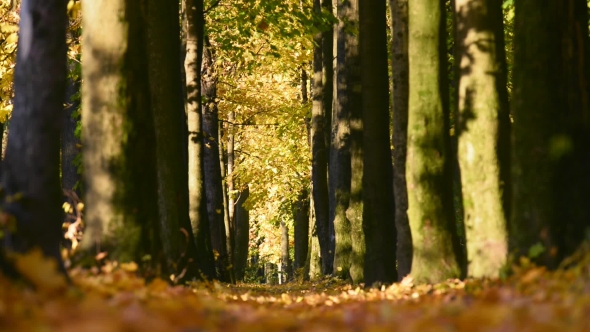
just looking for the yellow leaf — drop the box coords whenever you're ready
[12,249,67,292]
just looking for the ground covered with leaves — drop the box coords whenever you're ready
[2,247,590,331]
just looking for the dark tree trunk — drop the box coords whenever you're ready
[390,0,412,281]
[293,189,310,272]
[311,0,332,276]
[184,0,216,280]
[202,41,230,282]
[1,0,68,274]
[280,221,292,282]
[233,187,249,281]
[359,0,398,286]
[511,0,590,267]
[62,61,81,193]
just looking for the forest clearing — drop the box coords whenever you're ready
[1,0,590,330]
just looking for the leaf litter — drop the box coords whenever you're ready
[2,244,590,331]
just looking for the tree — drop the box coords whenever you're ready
[406,0,461,283]
[184,0,216,279]
[390,0,412,280]
[454,0,510,277]
[311,0,332,276]
[510,0,590,267]
[81,0,159,264]
[359,0,397,285]
[1,0,68,273]
[330,0,353,281]
[233,187,250,281]
[62,58,81,193]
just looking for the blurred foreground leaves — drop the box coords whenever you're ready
[2,244,590,331]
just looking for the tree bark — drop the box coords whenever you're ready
[218,120,234,282]
[390,0,412,281]
[359,0,398,285]
[81,0,158,264]
[280,221,292,282]
[202,41,230,282]
[184,0,216,280]
[311,0,332,276]
[1,0,68,273]
[293,189,310,272]
[406,0,461,283]
[331,0,355,281]
[454,0,510,278]
[511,0,590,267]
[233,187,249,281]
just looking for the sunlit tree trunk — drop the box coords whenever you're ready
[311,0,332,276]
[454,0,510,278]
[202,41,231,282]
[359,0,398,285]
[1,0,68,273]
[218,120,234,282]
[184,0,216,280]
[390,0,412,281]
[81,0,159,264]
[511,0,590,267]
[308,189,322,280]
[407,0,461,283]
[331,0,355,281]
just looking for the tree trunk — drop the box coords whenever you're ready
[233,187,249,281]
[202,41,230,282]
[331,0,355,281]
[293,189,310,273]
[218,120,234,282]
[280,221,292,282]
[308,189,322,280]
[511,0,590,267]
[406,0,461,283]
[81,0,159,264]
[62,61,81,192]
[311,0,332,276]
[184,0,216,280]
[1,0,68,273]
[390,0,412,281]
[454,0,510,278]
[359,0,398,285]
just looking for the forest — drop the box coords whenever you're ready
[0,0,589,330]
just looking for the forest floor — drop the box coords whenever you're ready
[2,247,590,331]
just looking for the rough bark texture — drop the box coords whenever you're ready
[341,0,364,285]
[233,188,249,281]
[202,42,230,282]
[331,0,355,281]
[454,0,510,278]
[390,0,412,281]
[184,0,216,280]
[407,0,461,283]
[145,0,191,278]
[511,0,590,267]
[1,0,67,272]
[311,0,332,276]
[62,61,81,192]
[81,0,158,264]
[293,189,310,273]
[359,0,398,286]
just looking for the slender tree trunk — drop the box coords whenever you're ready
[218,121,234,282]
[233,187,249,281]
[81,0,158,264]
[1,0,68,273]
[511,0,590,267]
[390,0,412,281]
[293,189,310,272]
[184,0,216,279]
[454,0,510,278]
[311,0,332,276]
[62,61,81,192]
[280,221,292,282]
[308,189,322,280]
[227,112,236,232]
[406,0,461,283]
[359,0,398,285]
[202,41,230,282]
